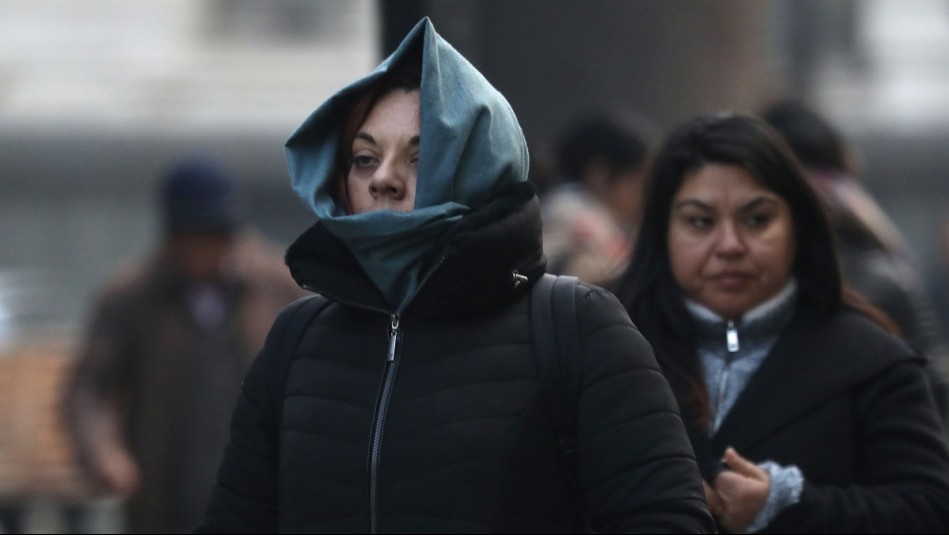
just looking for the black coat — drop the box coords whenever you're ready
[197,184,714,533]
[690,305,949,533]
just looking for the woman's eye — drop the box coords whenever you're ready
[688,216,713,230]
[745,213,772,228]
[352,155,377,167]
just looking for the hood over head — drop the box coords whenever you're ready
[285,17,529,312]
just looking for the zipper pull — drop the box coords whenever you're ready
[387,315,400,362]
[726,320,739,353]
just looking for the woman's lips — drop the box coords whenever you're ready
[711,272,753,290]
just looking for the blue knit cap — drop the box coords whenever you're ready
[161,156,243,233]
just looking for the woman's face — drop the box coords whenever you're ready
[668,163,796,319]
[344,89,420,214]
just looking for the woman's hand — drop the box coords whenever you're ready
[704,480,723,517]
[710,447,770,533]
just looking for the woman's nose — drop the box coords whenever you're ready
[715,222,746,257]
[369,161,406,200]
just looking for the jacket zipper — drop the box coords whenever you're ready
[300,283,392,533]
[301,256,445,533]
[713,320,740,432]
[369,314,401,534]
[726,320,739,352]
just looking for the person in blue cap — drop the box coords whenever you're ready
[61,156,306,533]
[198,18,713,534]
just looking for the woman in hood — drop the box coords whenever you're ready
[197,19,713,534]
[615,113,949,533]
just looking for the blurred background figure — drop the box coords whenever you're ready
[60,156,307,533]
[539,110,655,289]
[932,218,949,339]
[762,99,949,418]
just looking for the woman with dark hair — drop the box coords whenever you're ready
[196,18,713,534]
[616,113,949,533]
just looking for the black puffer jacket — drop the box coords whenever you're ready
[198,184,713,533]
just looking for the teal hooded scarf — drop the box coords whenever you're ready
[285,18,529,312]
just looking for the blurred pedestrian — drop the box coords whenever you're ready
[61,156,307,533]
[540,111,654,288]
[616,113,949,533]
[198,18,713,534]
[932,218,949,345]
[762,99,949,419]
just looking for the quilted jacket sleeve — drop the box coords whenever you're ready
[573,284,715,534]
[196,300,307,533]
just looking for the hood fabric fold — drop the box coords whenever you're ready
[285,17,529,312]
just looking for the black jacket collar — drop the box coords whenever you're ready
[285,181,545,318]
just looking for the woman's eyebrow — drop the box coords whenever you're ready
[354,133,420,146]
[740,196,780,211]
[672,199,713,211]
[355,132,376,145]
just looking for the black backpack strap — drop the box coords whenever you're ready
[530,273,582,471]
[271,294,331,423]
